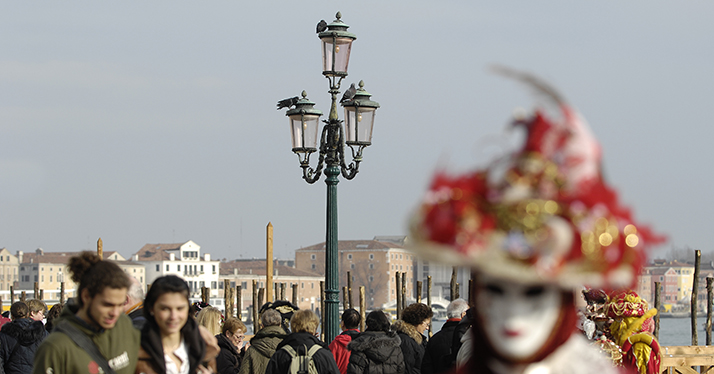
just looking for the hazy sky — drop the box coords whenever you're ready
[2,2,713,262]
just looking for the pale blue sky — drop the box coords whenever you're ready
[2,2,713,261]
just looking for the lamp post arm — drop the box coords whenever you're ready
[338,124,361,180]
[300,125,330,184]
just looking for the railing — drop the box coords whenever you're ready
[661,346,714,374]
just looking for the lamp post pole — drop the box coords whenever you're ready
[282,12,379,343]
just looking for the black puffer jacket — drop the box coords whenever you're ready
[346,331,404,374]
[215,333,243,374]
[265,332,340,374]
[0,318,48,374]
[393,320,427,374]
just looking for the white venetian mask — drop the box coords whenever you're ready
[475,275,563,360]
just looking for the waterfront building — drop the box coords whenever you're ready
[295,237,416,309]
[0,248,19,291]
[218,259,322,315]
[132,240,220,298]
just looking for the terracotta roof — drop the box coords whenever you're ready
[296,240,403,252]
[21,250,121,265]
[133,243,185,261]
[220,260,321,277]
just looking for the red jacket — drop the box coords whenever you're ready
[329,329,360,374]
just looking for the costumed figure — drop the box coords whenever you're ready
[581,289,623,366]
[408,66,665,374]
[605,290,661,374]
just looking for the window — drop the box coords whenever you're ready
[213,265,216,273]
[133,269,136,273]
[311,264,316,270]
[50,276,53,282]
[177,265,181,271]
[311,283,314,289]
[201,265,204,272]
[369,276,374,282]
[242,282,247,289]
[311,254,316,260]
[34,275,37,282]
[156,265,160,271]
[399,254,402,260]
[166,265,169,271]
[302,283,305,289]
[351,264,355,269]
[347,254,352,260]
[369,254,374,260]
[369,264,374,269]
[41,275,44,282]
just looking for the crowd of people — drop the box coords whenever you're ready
[0,250,475,374]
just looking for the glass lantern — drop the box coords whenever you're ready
[342,81,379,147]
[319,12,357,77]
[286,92,323,162]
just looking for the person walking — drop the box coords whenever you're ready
[393,303,433,374]
[134,275,219,374]
[421,299,468,374]
[329,309,361,374]
[27,300,47,322]
[124,276,146,329]
[216,317,247,374]
[33,251,140,374]
[265,309,340,374]
[346,310,404,374]
[238,309,286,374]
[0,301,48,374]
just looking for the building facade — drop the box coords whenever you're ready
[218,259,322,318]
[295,238,416,309]
[0,248,19,291]
[133,241,220,298]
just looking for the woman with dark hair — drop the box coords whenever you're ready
[346,310,404,374]
[393,303,433,374]
[44,303,64,333]
[135,275,219,374]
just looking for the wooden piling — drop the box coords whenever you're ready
[401,272,406,310]
[427,276,433,336]
[347,271,353,309]
[39,290,44,301]
[692,249,701,346]
[258,288,265,308]
[97,237,103,260]
[342,286,349,310]
[416,281,422,304]
[395,272,402,319]
[60,283,65,304]
[359,286,366,332]
[455,283,460,300]
[251,280,258,327]
[468,279,473,305]
[273,283,278,302]
[654,281,661,339]
[201,287,209,304]
[224,280,231,317]
[292,284,298,306]
[34,282,38,300]
[10,286,14,304]
[236,285,242,321]
[266,223,274,303]
[707,277,713,345]
[450,267,457,301]
[320,281,325,341]
[20,291,26,302]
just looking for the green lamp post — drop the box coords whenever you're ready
[283,12,379,343]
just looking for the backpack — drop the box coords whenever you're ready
[282,344,321,374]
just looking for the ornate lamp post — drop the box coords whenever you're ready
[282,12,379,342]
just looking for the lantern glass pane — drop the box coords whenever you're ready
[344,107,375,144]
[290,114,320,150]
[321,37,353,74]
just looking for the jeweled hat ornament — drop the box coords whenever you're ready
[409,66,665,290]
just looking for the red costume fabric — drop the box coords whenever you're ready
[329,329,360,374]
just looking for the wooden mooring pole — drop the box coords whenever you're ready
[416,281,422,304]
[395,272,402,319]
[251,280,258,328]
[654,281,661,339]
[427,276,432,334]
[706,277,713,345]
[236,285,242,322]
[266,222,274,303]
[60,283,65,304]
[359,286,366,332]
[401,272,406,310]
[342,286,349,309]
[292,284,298,306]
[692,249,701,346]
[258,288,265,308]
[347,271,353,309]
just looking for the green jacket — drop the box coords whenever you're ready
[238,325,287,374]
[32,298,140,374]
